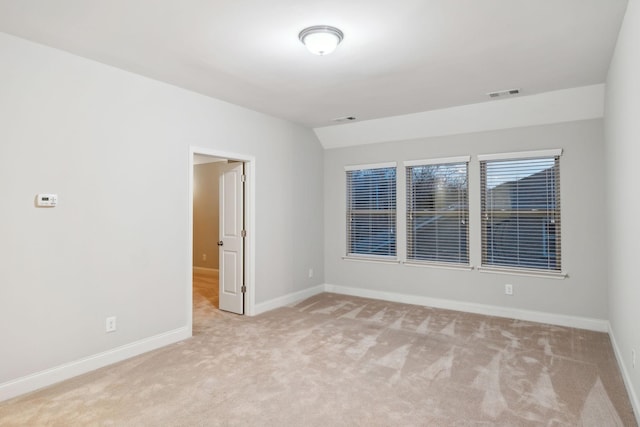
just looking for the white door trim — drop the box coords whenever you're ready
[189,147,256,335]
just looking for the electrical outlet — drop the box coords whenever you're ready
[633,349,636,368]
[105,316,117,333]
[505,284,513,295]
[202,253,207,261]
[308,268,314,278]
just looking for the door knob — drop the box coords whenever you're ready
[217,241,223,246]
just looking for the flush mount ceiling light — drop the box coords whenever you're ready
[298,25,344,56]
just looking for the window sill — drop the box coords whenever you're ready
[342,256,401,265]
[477,266,567,279]
[402,261,473,271]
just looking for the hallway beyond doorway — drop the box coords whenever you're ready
[193,269,220,334]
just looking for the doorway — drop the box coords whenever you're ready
[188,147,255,334]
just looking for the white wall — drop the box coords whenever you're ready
[325,119,607,324]
[0,32,324,394]
[605,0,640,415]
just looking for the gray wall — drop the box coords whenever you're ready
[193,162,221,270]
[605,0,640,411]
[0,32,324,384]
[325,119,607,320]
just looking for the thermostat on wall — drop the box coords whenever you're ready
[36,194,58,207]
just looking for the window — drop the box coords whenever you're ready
[346,163,396,258]
[405,157,469,265]
[480,150,561,272]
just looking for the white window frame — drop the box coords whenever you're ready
[344,162,398,262]
[478,149,565,278]
[403,156,471,268]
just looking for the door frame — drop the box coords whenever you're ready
[188,146,256,334]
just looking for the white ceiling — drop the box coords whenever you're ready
[0,0,628,128]
[194,154,227,165]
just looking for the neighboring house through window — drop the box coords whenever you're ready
[345,163,397,258]
[405,157,470,265]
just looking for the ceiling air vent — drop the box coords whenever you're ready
[487,88,520,98]
[333,116,357,122]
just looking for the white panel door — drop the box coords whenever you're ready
[218,162,244,314]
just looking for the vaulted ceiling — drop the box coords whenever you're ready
[0,0,628,128]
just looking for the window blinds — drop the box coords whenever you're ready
[480,155,561,271]
[406,161,469,264]
[346,166,396,257]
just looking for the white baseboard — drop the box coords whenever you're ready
[608,326,640,422]
[0,327,190,403]
[192,267,218,275]
[323,284,609,332]
[253,285,325,316]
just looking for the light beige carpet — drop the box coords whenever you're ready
[193,269,219,316]
[0,288,637,426]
